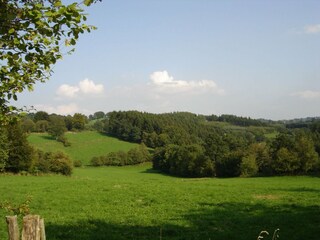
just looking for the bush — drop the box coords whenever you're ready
[49,152,73,176]
[91,156,104,166]
[57,135,71,147]
[35,150,51,173]
[73,160,82,167]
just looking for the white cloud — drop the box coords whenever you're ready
[304,24,320,34]
[56,78,104,98]
[35,103,79,115]
[56,84,79,98]
[79,79,104,94]
[149,70,225,94]
[293,90,320,99]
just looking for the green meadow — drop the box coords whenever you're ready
[28,131,139,165]
[0,164,319,240]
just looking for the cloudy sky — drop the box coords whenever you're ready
[15,0,320,120]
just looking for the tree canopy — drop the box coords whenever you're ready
[0,0,97,123]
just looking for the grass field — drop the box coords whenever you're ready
[0,164,319,240]
[28,131,139,165]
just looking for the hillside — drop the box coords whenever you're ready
[28,131,139,165]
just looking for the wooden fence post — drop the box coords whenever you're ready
[39,218,46,240]
[21,215,41,240]
[6,215,46,240]
[6,216,20,240]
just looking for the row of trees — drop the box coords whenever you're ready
[101,111,320,177]
[205,114,268,127]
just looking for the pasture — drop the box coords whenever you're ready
[0,164,319,240]
[28,131,139,165]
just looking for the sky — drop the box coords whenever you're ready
[15,0,320,120]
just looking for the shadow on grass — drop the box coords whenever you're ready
[39,135,55,141]
[45,202,320,240]
[282,187,320,193]
[140,168,182,179]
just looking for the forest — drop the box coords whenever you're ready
[1,110,319,178]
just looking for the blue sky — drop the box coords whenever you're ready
[16,0,320,120]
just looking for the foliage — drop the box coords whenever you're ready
[21,117,36,132]
[5,121,35,173]
[153,144,215,177]
[0,126,8,172]
[48,114,67,139]
[240,154,258,177]
[35,120,49,132]
[0,195,32,217]
[48,151,73,175]
[73,159,82,167]
[72,113,87,130]
[0,0,97,123]
[270,131,319,174]
[35,150,73,175]
[33,111,49,122]
[215,150,243,177]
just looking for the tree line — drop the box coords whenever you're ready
[1,109,320,178]
[101,111,320,177]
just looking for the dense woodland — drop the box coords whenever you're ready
[1,110,320,178]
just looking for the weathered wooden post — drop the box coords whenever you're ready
[6,216,20,240]
[21,215,41,240]
[6,215,46,240]
[39,218,46,240]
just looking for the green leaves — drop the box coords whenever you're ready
[8,28,15,34]
[84,0,94,6]
[0,0,98,123]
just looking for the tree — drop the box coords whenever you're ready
[21,117,35,133]
[294,131,319,173]
[35,120,49,132]
[64,115,73,131]
[93,111,105,119]
[72,113,87,130]
[5,121,35,172]
[0,0,98,123]
[0,126,9,171]
[272,147,300,174]
[48,114,66,139]
[240,154,258,177]
[33,111,49,122]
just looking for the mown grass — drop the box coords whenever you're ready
[28,131,139,165]
[0,164,319,240]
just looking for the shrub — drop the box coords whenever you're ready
[73,160,82,167]
[91,156,104,166]
[57,135,71,147]
[35,150,51,173]
[49,152,73,176]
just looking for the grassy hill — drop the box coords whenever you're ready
[0,165,319,239]
[28,131,139,165]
